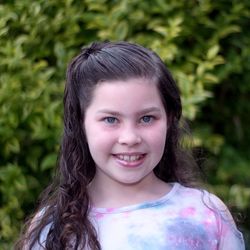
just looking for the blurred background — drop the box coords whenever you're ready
[0,0,249,249]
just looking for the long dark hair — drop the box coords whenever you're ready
[16,41,201,249]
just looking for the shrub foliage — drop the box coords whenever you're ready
[0,0,249,248]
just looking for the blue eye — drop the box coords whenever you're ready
[141,116,153,123]
[104,117,117,124]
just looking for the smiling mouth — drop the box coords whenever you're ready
[114,154,145,162]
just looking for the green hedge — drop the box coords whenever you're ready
[0,0,249,248]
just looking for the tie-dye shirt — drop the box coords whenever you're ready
[90,183,245,250]
[33,183,244,249]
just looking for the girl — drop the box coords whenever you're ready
[17,41,245,250]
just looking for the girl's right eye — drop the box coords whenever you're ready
[103,117,118,124]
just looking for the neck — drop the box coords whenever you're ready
[88,174,171,208]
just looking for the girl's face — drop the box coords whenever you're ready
[84,78,167,188]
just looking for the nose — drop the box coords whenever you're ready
[118,125,142,146]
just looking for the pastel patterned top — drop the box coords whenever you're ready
[33,183,245,249]
[90,183,245,250]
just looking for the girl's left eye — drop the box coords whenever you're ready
[104,117,118,124]
[140,115,154,123]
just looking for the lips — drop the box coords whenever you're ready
[112,153,146,167]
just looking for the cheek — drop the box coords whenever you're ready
[148,124,167,153]
[86,126,117,152]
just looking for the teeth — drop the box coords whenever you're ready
[130,155,138,161]
[116,155,142,162]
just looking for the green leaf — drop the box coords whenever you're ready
[41,153,57,171]
[207,45,220,60]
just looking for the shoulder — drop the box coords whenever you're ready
[170,183,240,231]
[174,183,235,221]
[170,182,206,204]
[173,183,245,248]
[173,183,230,210]
[202,190,243,233]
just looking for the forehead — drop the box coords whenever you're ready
[86,78,165,112]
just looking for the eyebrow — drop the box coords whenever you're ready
[97,107,163,116]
